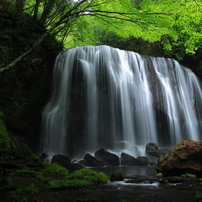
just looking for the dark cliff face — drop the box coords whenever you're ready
[0,9,62,151]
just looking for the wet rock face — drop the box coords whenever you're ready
[156,140,202,177]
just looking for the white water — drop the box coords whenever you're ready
[41,45,202,158]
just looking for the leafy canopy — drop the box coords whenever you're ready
[0,0,201,73]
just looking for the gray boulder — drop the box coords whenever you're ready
[136,156,150,166]
[84,153,106,167]
[95,148,119,166]
[120,153,139,166]
[51,154,71,167]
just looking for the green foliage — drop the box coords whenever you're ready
[5,177,14,189]
[3,0,201,54]
[47,168,108,189]
[182,173,197,179]
[42,162,69,176]
[47,178,89,189]
[1,0,202,76]
[76,199,97,202]
[0,111,10,149]
[10,183,39,202]
[196,191,202,201]
[156,173,163,177]
[11,168,40,177]
[68,168,108,184]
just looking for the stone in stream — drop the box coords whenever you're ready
[51,154,71,167]
[110,171,124,181]
[120,152,140,166]
[84,153,106,167]
[145,142,161,158]
[136,156,150,166]
[94,148,119,166]
[145,143,169,158]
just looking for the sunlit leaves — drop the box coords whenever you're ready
[8,0,202,53]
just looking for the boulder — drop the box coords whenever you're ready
[136,156,150,166]
[51,154,71,167]
[156,140,202,177]
[145,142,161,158]
[110,171,124,181]
[120,153,139,166]
[41,153,50,162]
[84,153,106,167]
[159,148,169,156]
[146,143,170,162]
[124,175,158,183]
[94,148,119,166]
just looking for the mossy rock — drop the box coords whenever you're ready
[156,140,202,177]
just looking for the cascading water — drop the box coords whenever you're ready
[41,45,202,158]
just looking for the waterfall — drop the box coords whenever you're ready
[41,45,202,158]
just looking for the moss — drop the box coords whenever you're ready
[10,183,39,202]
[176,141,184,146]
[68,168,108,184]
[76,199,97,202]
[110,171,124,181]
[47,168,108,190]
[182,173,197,179]
[47,179,89,189]
[156,173,163,177]
[42,162,69,176]
[195,191,202,201]
[156,149,174,173]
[0,111,11,149]
[160,176,185,183]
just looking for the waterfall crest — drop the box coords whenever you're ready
[41,45,202,158]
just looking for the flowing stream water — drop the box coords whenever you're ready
[41,45,202,158]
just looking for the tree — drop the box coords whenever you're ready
[0,0,202,74]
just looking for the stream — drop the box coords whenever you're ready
[42,166,197,202]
